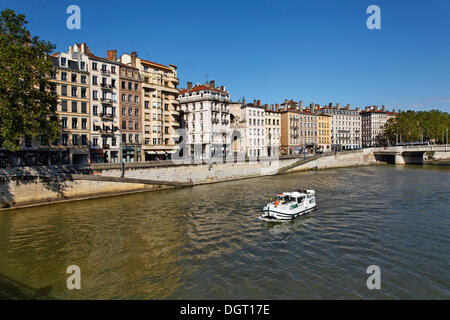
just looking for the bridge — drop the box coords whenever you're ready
[372,145,449,165]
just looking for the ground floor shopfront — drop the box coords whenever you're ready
[0,148,89,167]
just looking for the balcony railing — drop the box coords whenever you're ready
[100,113,114,120]
[101,69,110,75]
[100,83,113,90]
[101,98,113,104]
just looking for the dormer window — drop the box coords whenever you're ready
[61,57,66,66]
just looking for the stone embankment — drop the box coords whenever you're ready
[0,149,382,209]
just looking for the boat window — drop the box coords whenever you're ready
[297,196,304,203]
[284,196,291,202]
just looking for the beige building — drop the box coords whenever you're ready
[264,107,281,156]
[50,48,91,165]
[120,52,180,161]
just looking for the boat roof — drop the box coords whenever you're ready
[279,190,314,197]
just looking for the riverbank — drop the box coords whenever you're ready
[0,149,390,210]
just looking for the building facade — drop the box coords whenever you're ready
[120,52,180,161]
[75,45,121,163]
[321,104,361,150]
[118,58,142,162]
[241,101,265,158]
[264,107,281,157]
[178,81,232,160]
[50,45,91,165]
[361,106,396,147]
[318,114,331,152]
[280,108,300,155]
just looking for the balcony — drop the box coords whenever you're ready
[101,69,110,76]
[103,144,110,149]
[212,118,219,123]
[100,113,114,120]
[101,98,113,105]
[100,83,113,90]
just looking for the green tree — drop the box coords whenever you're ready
[0,9,59,151]
[383,110,449,144]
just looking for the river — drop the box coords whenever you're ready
[0,163,449,299]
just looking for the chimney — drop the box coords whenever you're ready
[107,49,117,61]
[309,103,314,109]
[329,102,332,108]
[131,51,137,68]
[365,106,369,111]
[242,97,246,106]
[257,100,261,106]
[336,103,340,109]
[275,103,279,111]
[356,107,361,111]
[253,99,257,105]
[187,81,192,90]
[210,80,215,88]
[346,104,350,110]
[381,105,385,111]
[299,100,303,109]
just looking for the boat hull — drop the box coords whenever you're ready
[260,204,317,221]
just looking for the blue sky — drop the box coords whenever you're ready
[1,0,449,111]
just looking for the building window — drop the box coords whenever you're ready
[72,134,78,146]
[71,73,77,82]
[81,102,87,113]
[61,117,68,129]
[61,100,68,112]
[92,62,97,70]
[81,134,87,146]
[93,91,98,100]
[81,118,87,129]
[61,72,67,81]
[62,134,68,145]
[72,118,78,129]
[61,85,67,96]
[92,76,97,85]
[71,86,77,97]
[93,105,98,115]
[61,57,66,66]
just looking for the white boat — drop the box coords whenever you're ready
[260,190,317,221]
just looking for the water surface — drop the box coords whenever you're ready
[0,164,449,299]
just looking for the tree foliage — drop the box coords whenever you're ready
[0,9,59,151]
[383,110,450,144]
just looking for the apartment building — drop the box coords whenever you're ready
[299,107,318,152]
[241,100,265,158]
[66,44,121,164]
[229,101,246,156]
[117,57,142,162]
[280,105,300,155]
[120,52,179,161]
[178,81,232,160]
[361,106,396,147]
[49,46,90,165]
[318,113,332,152]
[321,103,361,150]
[264,106,281,157]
